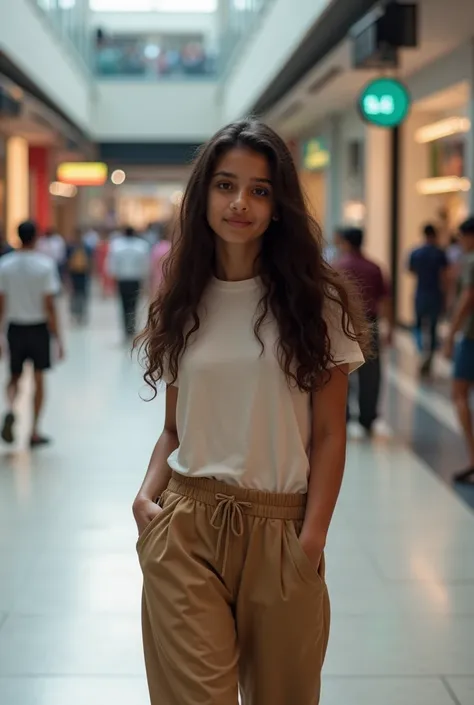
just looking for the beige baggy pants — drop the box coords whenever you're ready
[137,472,330,705]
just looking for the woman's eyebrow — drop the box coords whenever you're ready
[213,170,272,184]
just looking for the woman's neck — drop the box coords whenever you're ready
[215,240,260,282]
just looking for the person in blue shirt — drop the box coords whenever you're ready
[408,224,448,376]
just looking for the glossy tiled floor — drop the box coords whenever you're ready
[0,296,473,705]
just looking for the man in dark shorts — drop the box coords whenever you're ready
[0,221,64,447]
[444,217,474,484]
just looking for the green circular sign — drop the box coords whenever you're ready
[358,78,411,128]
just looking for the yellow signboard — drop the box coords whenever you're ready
[57,162,108,186]
[302,139,330,171]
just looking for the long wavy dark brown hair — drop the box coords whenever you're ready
[135,119,368,397]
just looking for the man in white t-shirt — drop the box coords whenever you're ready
[107,226,150,340]
[0,221,64,447]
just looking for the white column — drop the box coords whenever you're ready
[364,126,392,272]
[324,115,342,242]
[6,136,29,248]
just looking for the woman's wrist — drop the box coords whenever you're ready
[133,492,156,507]
[299,523,327,549]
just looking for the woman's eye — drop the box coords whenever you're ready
[254,187,270,197]
[217,182,232,191]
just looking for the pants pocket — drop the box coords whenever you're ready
[136,491,169,553]
[286,521,326,589]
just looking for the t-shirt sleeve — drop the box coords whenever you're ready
[162,354,178,387]
[325,299,365,374]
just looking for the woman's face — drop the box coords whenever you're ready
[207,147,274,246]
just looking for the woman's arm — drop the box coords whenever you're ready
[299,364,349,565]
[132,384,179,535]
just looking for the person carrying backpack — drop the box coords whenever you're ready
[66,229,93,324]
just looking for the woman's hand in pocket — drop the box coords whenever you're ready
[133,495,163,538]
[298,527,326,572]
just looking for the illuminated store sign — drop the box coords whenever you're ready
[57,162,108,186]
[358,78,411,128]
[302,138,330,171]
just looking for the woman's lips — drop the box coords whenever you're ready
[225,219,252,228]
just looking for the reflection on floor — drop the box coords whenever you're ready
[383,331,474,510]
[0,297,473,705]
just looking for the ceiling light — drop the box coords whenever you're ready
[111,169,126,185]
[415,117,471,144]
[416,177,471,195]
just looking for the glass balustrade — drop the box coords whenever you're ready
[218,0,275,75]
[94,32,217,79]
[31,0,92,70]
[28,0,275,81]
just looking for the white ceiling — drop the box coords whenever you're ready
[266,0,474,138]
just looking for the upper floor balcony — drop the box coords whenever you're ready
[7,0,321,140]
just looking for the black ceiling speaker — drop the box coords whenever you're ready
[351,2,418,69]
[0,86,21,117]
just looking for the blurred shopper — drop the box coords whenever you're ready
[324,228,344,264]
[408,224,448,376]
[107,226,149,340]
[150,231,171,296]
[336,227,393,436]
[132,120,366,705]
[444,217,474,484]
[0,221,64,447]
[0,226,13,258]
[143,222,158,248]
[95,231,115,298]
[447,234,463,267]
[66,229,93,325]
[83,225,100,252]
[446,234,464,313]
[37,227,67,282]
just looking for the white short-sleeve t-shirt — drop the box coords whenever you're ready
[0,251,60,324]
[167,277,364,493]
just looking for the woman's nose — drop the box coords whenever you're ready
[230,191,249,211]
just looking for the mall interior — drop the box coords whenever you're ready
[0,1,474,704]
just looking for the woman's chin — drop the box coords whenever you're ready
[215,229,261,246]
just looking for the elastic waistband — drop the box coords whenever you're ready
[168,471,306,520]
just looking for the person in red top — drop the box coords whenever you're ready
[336,227,394,435]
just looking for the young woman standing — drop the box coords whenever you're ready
[133,120,367,705]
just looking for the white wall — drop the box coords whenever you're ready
[92,11,218,49]
[0,0,92,131]
[93,81,221,141]
[407,41,474,103]
[364,127,392,275]
[223,0,331,122]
